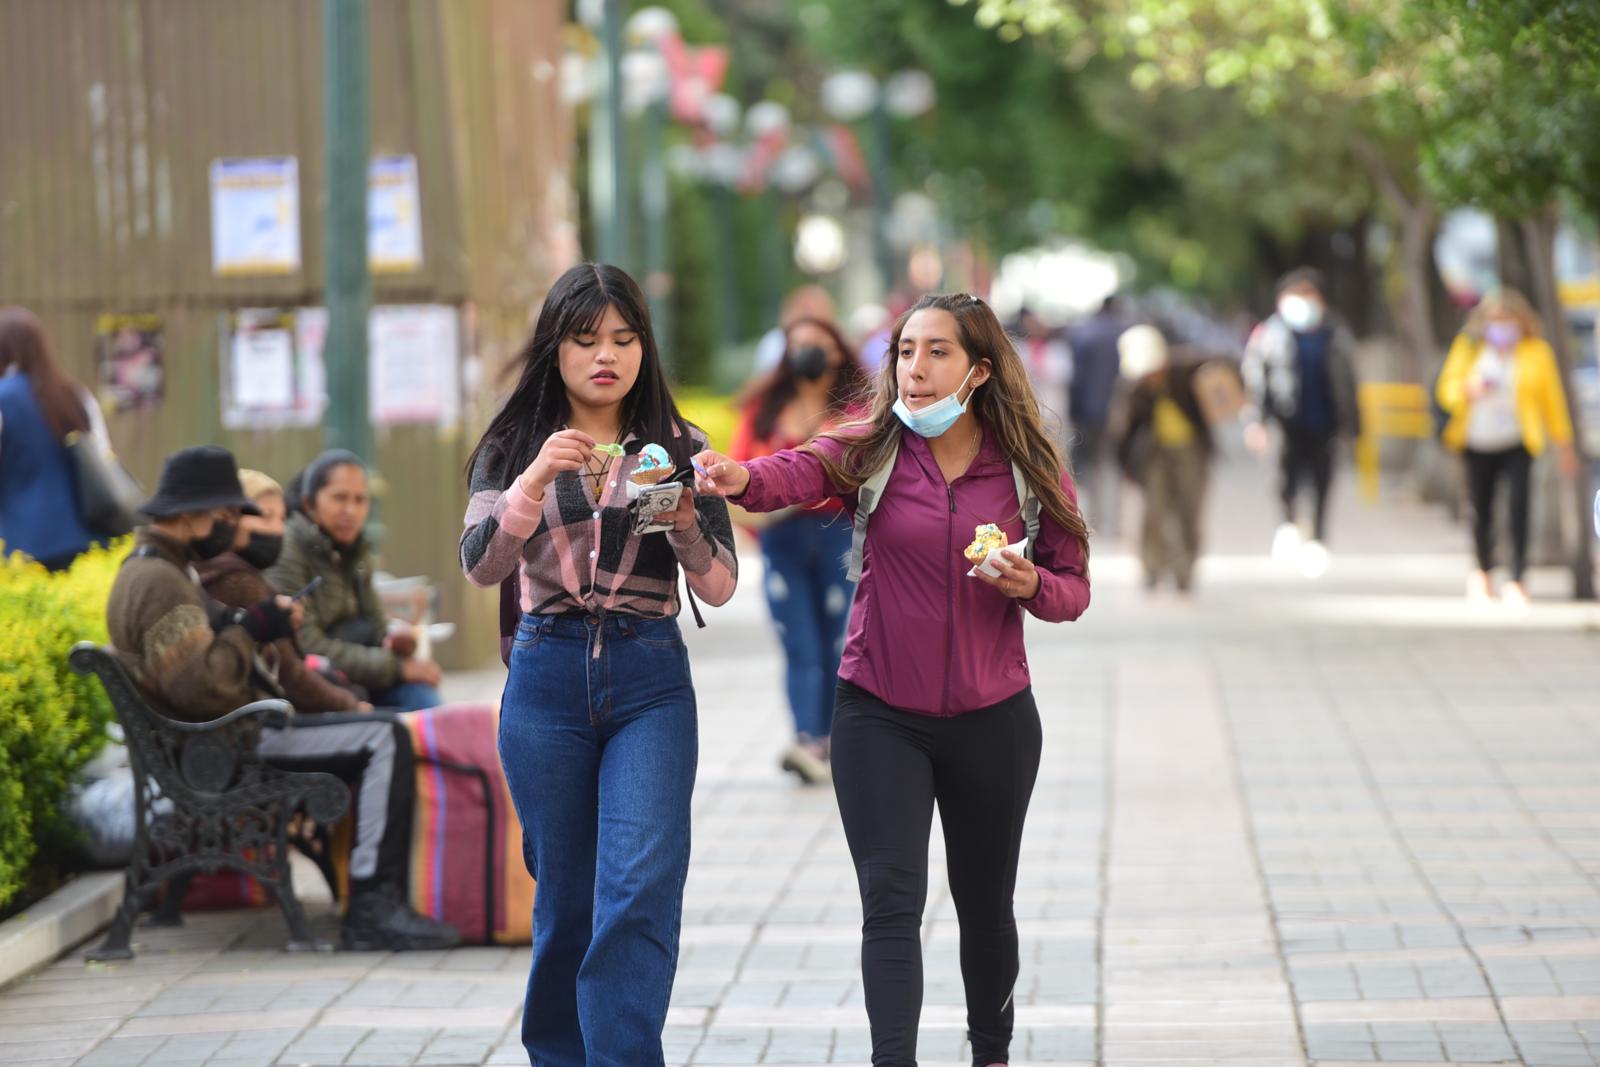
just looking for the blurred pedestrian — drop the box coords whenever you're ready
[0,306,110,569]
[753,285,838,374]
[1242,268,1360,577]
[730,316,870,784]
[695,293,1090,1067]
[1064,294,1129,525]
[1436,288,1578,604]
[1016,306,1073,443]
[267,450,445,711]
[1115,325,1216,593]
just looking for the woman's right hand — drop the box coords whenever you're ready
[517,429,597,500]
[692,450,750,498]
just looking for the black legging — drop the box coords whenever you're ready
[1464,445,1533,581]
[1280,424,1337,541]
[831,680,1042,1067]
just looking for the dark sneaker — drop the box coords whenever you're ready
[341,889,462,952]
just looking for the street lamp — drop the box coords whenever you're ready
[820,68,935,296]
[744,102,792,326]
[577,0,627,266]
[622,46,673,347]
[699,138,746,352]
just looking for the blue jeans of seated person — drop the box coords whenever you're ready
[498,611,697,1067]
[761,512,854,740]
[372,681,442,711]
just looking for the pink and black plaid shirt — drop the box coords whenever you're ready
[460,431,737,618]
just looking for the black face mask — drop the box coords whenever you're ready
[191,521,238,561]
[788,345,830,382]
[238,532,283,570]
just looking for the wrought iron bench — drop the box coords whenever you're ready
[70,644,350,959]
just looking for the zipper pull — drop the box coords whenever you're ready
[947,485,957,514]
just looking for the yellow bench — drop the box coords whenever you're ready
[1355,382,1434,502]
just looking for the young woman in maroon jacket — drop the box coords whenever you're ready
[696,293,1091,1067]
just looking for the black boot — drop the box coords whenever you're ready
[341,885,462,952]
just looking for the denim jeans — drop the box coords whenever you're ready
[498,611,698,1067]
[760,512,853,740]
[372,680,442,711]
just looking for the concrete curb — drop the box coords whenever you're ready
[0,871,123,989]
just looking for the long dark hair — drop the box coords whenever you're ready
[0,306,90,442]
[807,292,1091,561]
[747,317,870,440]
[466,264,692,489]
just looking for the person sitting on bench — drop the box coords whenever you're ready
[105,444,460,952]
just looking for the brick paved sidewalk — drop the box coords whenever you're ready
[5,457,1600,1066]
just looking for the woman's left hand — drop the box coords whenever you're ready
[975,549,1040,600]
[669,486,699,534]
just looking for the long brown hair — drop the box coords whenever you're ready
[748,317,871,440]
[465,263,694,488]
[804,292,1091,560]
[0,307,90,441]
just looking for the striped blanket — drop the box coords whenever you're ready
[402,703,533,945]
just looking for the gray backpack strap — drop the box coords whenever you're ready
[846,440,900,583]
[1013,464,1040,561]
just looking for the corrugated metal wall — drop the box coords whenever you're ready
[0,0,573,668]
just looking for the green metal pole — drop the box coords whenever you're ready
[641,98,672,367]
[870,97,896,293]
[762,188,785,328]
[589,0,628,265]
[323,0,372,461]
[711,183,739,353]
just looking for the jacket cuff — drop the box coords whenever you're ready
[500,479,545,538]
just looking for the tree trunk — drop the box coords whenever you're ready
[1517,206,1596,600]
[1392,197,1440,382]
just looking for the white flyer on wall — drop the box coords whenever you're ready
[369,305,460,426]
[210,157,300,276]
[368,155,424,273]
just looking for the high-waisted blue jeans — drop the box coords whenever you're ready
[498,611,698,1067]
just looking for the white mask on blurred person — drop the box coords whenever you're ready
[1278,295,1325,332]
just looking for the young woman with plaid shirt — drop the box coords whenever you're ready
[460,264,737,1067]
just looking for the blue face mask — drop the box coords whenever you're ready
[892,365,979,438]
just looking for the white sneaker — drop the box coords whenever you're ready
[1272,522,1302,563]
[1300,540,1330,579]
[1466,570,1492,603]
[780,741,831,785]
[1501,581,1529,608]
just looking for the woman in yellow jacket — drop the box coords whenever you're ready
[1436,289,1578,604]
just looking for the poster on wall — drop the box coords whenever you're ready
[95,312,164,412]
[368,305,461,427]
[220,309,325,430]
[210,157,301,276]
[368,155,423,273]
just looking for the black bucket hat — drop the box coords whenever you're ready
[139,445,263,518]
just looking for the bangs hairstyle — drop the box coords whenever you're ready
[465,263,693,489]
[803,292,1091,561]
[1464,288,1545,343]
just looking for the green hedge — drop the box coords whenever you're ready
[0,541,126,910]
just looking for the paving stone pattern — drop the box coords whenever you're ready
[4,463,1600,1065]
